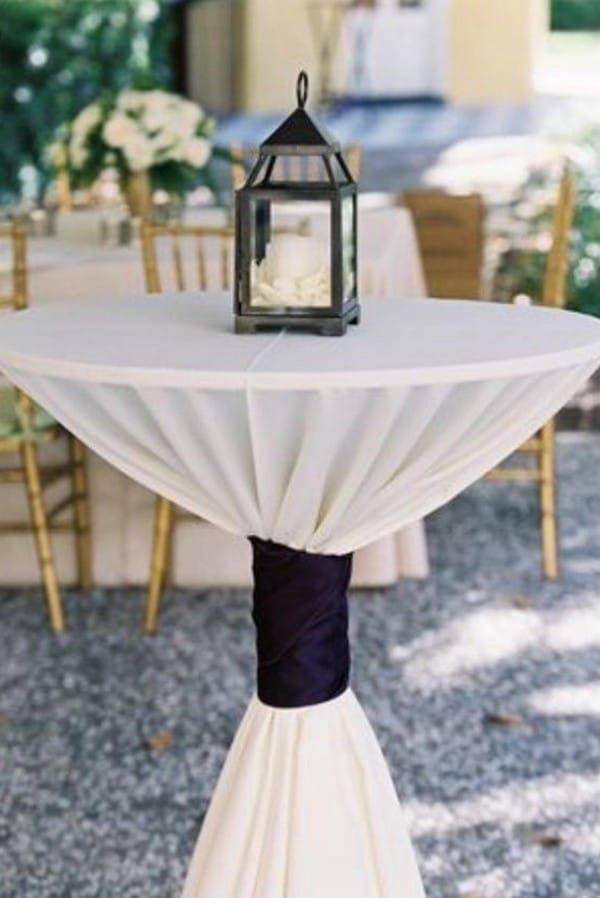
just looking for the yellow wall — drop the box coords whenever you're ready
[239,0,345,113]
[236,0,548,111]
[448,0,547,103]
[186,0,239,112]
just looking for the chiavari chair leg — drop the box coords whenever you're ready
[20,441,65,633]
[162,521,175,590]
[69,435,92,589]
[144,496,174,634]
[539,420,558,579]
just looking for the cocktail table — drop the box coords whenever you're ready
[0,206,428,588]
[0,294,599,897]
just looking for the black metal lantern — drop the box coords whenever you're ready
[234,72,360,336]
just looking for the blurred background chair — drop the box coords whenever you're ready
[405,169,575,576]
[139,222,235,633]
[403,190,485,299]
[0,222,92,631]
[484,165,576,578]
[229,143,362,191]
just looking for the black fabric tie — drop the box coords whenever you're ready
[250,538,352,708]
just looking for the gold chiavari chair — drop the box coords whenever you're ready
[140,222,234,294]
[403,190,485,299]
[49,142,73,211]
[0,222,92,632]
[139,222,235,633]
[485,166,576,578]
[230,142,362,191]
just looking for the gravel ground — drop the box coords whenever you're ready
[1,432,599,898]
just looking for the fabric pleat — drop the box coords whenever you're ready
[5,359,596,555]
[180,691,426,898]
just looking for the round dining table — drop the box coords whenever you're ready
[0,294,599,897]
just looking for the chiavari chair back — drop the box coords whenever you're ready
[542,165,576,308]
[485,165,576,578]
[0,222,92,632]
[0,221,27,311]
[139,222,235,633]
[403,190,485,299]
[140,222,235,295]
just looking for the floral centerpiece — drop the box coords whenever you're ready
[56,88,217,216]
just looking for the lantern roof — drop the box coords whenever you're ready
[260,72,340,155]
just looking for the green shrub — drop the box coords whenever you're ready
[551,0,600,31]
[0,0,172,203]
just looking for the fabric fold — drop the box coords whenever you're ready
[180,690,426,898]
[6,358,595,556]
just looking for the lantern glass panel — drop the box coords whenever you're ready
[268,155,326,183]
[341,195,356,302]
[249,198,333,310]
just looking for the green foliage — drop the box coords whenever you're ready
[551,0,600,31]
[0,0,172,202]
[493,144,600,318]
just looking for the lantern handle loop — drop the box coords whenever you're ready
[296,71,309,109]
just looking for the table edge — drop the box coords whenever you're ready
[1,338,599,390]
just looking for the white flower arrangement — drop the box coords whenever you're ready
[59,87,216,197]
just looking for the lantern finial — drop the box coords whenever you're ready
[296,71,309,109]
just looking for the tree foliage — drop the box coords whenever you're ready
[0,0,172,201]
[551,0,600,31]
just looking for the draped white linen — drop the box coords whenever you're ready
[1,293,599,898]
[1,295,598,557]
[181,690,425,898]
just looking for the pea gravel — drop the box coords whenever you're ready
[1,432,599,898]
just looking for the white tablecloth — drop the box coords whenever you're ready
[2,295,598,552]
[0,205,429,586]
[0,296,598,898]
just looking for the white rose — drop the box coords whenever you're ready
[141,91,173,123]
[103,113,139,149]
[143,108,174,135]
[160,138,185,162]
[177,95,205,119]
[157,112,193,142]
[72,102,101,141]
[117,90,145,112]
[185,137,211,168]
[145,89,171,108]
[123,135,154,172]
[179,99,202,131]
[150,130,175,154]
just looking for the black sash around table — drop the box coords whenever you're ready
[250,537,352,708]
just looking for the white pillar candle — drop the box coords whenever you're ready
[265,234,326,280]
[252,234,331,308]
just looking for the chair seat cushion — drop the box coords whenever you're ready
[0,386,56,440]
